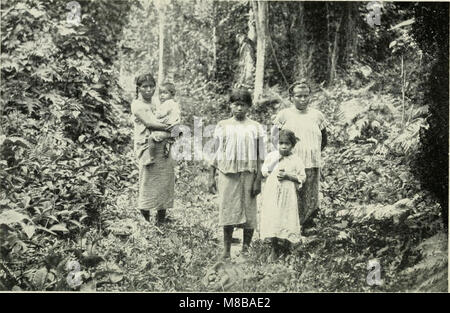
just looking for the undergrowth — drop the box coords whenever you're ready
[1,84,447,292]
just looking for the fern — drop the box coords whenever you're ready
[402,232,448,292]
[388,117,426,154]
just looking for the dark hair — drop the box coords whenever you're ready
[279,129,298,146]
[161,82,176,96]
[229,88,252,107]
[288,79,311,96]
[135,73,156,99]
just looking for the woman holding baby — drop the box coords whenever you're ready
[131,73,180,226]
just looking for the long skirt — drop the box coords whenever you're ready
[259,175,302,243]
[217,171,257,229]
[298,167,320,225]
[137,141,175,212]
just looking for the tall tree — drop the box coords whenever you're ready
[253,0,268,101]
[212,3,217,79]
[234,5,256,89]
[292,1,309,81]
[341,2,358,68]
[155,0,168,93]
[327,3,343,85]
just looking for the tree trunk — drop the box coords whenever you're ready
[401,54,405,125]
[235,6,256,89]
[293,1,308,81]
[326,3,332,82]
[248,6,256,42]
[212,4,217,80]
[156,0,167,94]
[327,4,343,85]
[343,2,358,67]
[330,17,342,84]
[253,1,268,102]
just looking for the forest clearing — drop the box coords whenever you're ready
[0,0,448,293]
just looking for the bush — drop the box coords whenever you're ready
[411,3,449,227]
[0,0,134,290]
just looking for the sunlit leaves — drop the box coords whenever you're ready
[20,223,36,239]
[0,210,29,226]
[0,54,20,72]
[33,267,48,290]
[49,224,69,233]
[33,65,56,83]
[56,25,77,36]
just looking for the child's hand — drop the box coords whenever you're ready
[251,178,261,197]
[277,169,287,181]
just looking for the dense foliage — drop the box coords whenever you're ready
[1,0,135,290]
[411,3,449,227]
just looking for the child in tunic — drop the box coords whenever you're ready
[208,88,266,260]
[150,83,181,160]
[260,129,306,262]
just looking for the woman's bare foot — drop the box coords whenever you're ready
[268,248,279,263]
[164,216,175,224]
[140,210,150,222]
[155,210,166,226]
[220,252,231,260]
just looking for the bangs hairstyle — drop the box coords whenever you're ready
[288,79,311,96]
[279,129,298,146]
[135,73,156,99]
[229,88,252,107]
[161,82,176,96]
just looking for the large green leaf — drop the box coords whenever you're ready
[20,223,36,239]
[106,263,123,283]
[36,226,57,236]
[0,210,28,226]
[57,25,77,36]
[3,136,31,149]
[87,90,107,104]
[80,279,97,292]
[28,7,45,18]
[49,224,69,233]
[33,267,48,290]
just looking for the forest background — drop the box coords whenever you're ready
[0,0,448,292]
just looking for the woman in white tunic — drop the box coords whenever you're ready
[273,80,328,232]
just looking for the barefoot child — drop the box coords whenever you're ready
[208,88,266,259]
[260,129,306,261]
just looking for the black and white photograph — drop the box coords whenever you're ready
[0,0,448,297]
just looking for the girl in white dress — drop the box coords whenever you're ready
[260,129,306,261]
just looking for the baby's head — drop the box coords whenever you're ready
[278,129,298,156]
[160,82,176,102]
